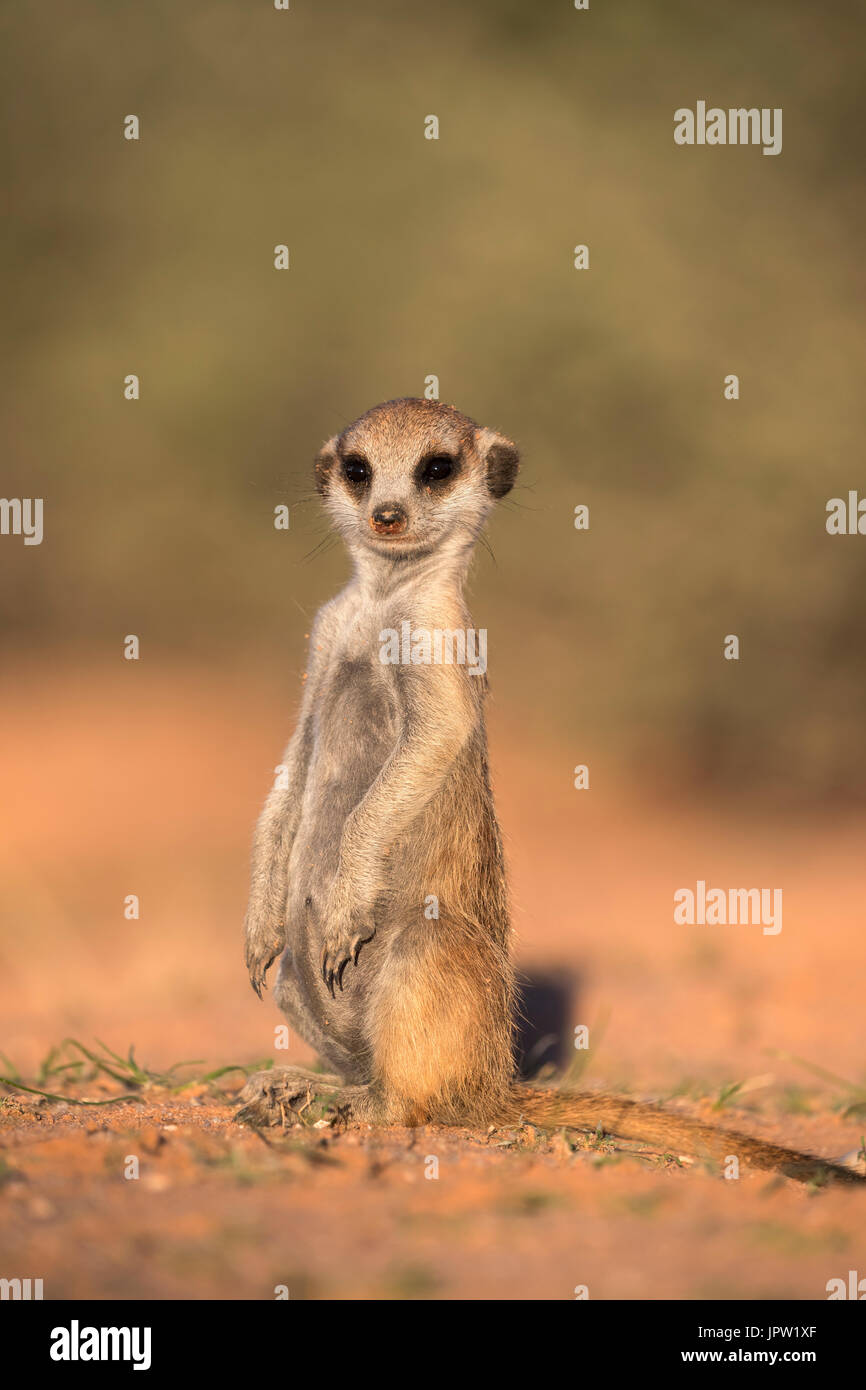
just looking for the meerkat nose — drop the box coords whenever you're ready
[370,504,408,535]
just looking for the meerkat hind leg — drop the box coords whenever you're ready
[236,1065,345,1128]
[236,1066,388,1129]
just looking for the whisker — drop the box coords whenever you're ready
[302,534,339,564]
[478,532,497,566]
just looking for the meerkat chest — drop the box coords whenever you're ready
[312,604,401,756]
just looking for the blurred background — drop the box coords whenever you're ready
[1,1,864,1089]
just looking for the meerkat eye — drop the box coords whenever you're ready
[342,455,370,486]
[420,455,454,485]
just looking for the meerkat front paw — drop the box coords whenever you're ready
[319,891,376,997]
[244,915,287,998]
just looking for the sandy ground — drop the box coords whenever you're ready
[1,658,864,1300]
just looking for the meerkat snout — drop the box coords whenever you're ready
[370,503,408,536]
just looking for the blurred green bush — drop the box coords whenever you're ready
[2,0,865,803]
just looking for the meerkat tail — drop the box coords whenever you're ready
[500,1085,865,1185]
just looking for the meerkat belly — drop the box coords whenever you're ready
[287,656,399,907]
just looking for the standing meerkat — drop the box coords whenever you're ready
[239,398,862,1184]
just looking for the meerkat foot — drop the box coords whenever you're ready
[235,1068,389,1129]
[235,1066,344,1128]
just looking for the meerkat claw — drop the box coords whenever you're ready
[247,949,278,1000]
[321,953,341,997]
[352,929,375,966]
[244,925,285,1001]
[320,927,375,997]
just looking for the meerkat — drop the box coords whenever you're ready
[239,398,862,1185]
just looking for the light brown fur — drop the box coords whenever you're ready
[239,399,863,1186]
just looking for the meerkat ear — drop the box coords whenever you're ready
[475,427,519,499]
[314,435,340,495]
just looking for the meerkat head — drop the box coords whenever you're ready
[314,398,519,563]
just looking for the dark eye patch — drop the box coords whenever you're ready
[417,454,458,487]
[342,454,371,487]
